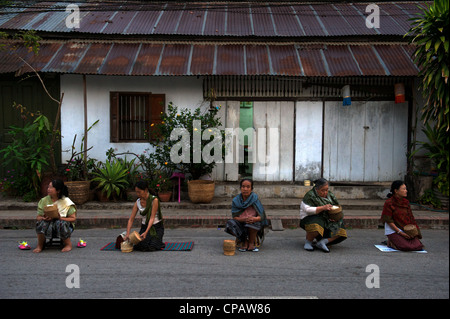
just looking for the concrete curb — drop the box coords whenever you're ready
[1,197,447,230]
[1,215,447,230]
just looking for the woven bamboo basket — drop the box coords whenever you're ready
[404,224,419,238]
[328,205,343,221]
[129,231,142,245]
[65,181,90,205]
[120,240,133,253]
[188,180,215,203]
[223,240,236,256]
[43,204,59,219]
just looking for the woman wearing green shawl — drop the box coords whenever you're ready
[299,178,347,252]
[124,180,165,251]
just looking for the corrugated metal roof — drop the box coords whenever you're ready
[0,41,419,77]
[0,2,430,37]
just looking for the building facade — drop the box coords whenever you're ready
[0,1,428,182]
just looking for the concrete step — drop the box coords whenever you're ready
[0,197,439,212]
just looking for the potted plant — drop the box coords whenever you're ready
[155,170,173,202]
[91,158,129,201]
[63,156,92,205]
[149,102,225,203]
[62,125,98,205]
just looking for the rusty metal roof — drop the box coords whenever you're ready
[0,2,429,37]
[0,41,419,76]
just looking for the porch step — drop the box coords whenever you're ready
[1,196,447,230]
[0,197,424,212]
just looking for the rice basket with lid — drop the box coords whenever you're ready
[328,205,343,221]
[120,240,133,253]
[403,224,419,238]
[43,204,59,219]
[223,240,236,256]
[129,231,142,245]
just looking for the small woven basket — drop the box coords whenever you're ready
[403,224,419,238]
[328,205,343,221]
[120,240,133,253]
[65,181,91,205]
[43,204,59,219]
[129,231,142,245]
[188,180,215,203]
[223,239,236,256]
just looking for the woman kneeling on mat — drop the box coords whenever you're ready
[225,178,268,252]
[299,178,347,252]
[381,180,423,251]
[124,180,165,251]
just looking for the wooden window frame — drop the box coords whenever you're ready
[110,92,165,143]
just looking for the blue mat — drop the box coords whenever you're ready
[100,241,194,251]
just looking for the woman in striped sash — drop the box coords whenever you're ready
[124,180,165,251]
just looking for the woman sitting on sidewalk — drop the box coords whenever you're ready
[34,179,77,253]
[225,178,268,252]
[299,178,347,252]
[381,180,424,251]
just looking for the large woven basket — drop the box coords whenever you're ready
[65,181,91,205]
[188,180,215,203]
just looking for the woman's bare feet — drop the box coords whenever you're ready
[33,234,45,253]
[61,238,72,252]
[33,246,43,253]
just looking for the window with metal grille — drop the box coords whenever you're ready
[110,92,164,142]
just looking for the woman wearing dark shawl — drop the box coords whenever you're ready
[225,179,268,252]
[299,178,347,252]
[381,180,423,251]
[124,180,165,251]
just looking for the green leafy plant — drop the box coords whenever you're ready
[62,120,99,181]
[0,110,53,199]
[418,188,442,209]
[410,123,449,197]
[149,102,225,180]
[137,149,159,182]
[0,169,28,197]
[154,170,173,193]
[91,159,129,199]
[407,0,449,131]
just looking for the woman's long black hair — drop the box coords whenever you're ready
[387,180,405,198]
[52,179,69,199]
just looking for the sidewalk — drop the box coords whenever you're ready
[0,197,448,230]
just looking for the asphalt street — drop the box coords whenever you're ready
[0,228,448,302]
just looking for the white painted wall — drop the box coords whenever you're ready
[59,75,416,183]
[60,74,204,163]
